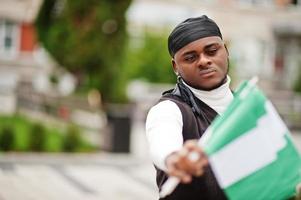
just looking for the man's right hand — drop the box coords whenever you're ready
[165,140,208,183]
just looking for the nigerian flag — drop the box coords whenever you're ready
[201,78,301,200]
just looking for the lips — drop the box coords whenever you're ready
[199,68,216,77]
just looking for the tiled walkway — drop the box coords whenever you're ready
[0,153,158,200]
[0,132,300,200]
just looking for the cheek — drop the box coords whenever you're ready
[216,57,228,72]
[178,64,192,74]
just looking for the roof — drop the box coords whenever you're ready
[0,0,43,23]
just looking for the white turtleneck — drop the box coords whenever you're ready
[145,76,233,171]
[184,75,233,115]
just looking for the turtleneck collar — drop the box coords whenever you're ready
[183,75,233,115]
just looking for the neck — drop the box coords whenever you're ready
[183,75,233,114]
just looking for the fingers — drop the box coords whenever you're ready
[181,140,208,175]
[165,140,208,184]
[184,140,207,160]
[166,152,192,183]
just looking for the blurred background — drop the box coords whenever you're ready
[0,0,300,199]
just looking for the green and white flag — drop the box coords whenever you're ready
[202,79,301,200]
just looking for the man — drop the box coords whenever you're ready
[145,15,233,199]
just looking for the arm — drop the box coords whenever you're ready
[145,100,184,171]
[145,100,208,183]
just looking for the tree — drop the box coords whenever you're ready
[123,32,176,84]
[35,0,132,102]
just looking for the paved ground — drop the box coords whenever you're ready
[0,153,158,200]
[0,132,300,200]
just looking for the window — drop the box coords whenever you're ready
[0,20,19,59]
[291,0,301,5]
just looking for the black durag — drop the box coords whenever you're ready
[168,15,223,57]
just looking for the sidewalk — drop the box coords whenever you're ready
[0,153,158,200]
[0,131,300,200]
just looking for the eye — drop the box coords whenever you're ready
[206,48,218,56]
[184,54,197,62]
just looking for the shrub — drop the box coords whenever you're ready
[0,115,96,153]
[63,125,82,152]
[0,126,15,151]
[29,123,47,152]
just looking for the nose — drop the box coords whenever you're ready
[197,53,212,68]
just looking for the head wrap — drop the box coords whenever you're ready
[168,15,222,57]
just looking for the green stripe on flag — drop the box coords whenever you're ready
[204,87,266,155]
[201,79,301,200]
[224,135,301,200]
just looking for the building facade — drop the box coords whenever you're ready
[128,0,301,128]
[128,0,301,90]
[0,0,57,114]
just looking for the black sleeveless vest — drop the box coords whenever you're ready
[155,86,228,200]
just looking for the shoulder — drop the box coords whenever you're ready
[146,100,183,126]
[148,100,181,117]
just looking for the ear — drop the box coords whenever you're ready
[172,59,179,76]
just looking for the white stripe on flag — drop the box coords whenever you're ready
[265,101,288,150]
[209,102,287,188]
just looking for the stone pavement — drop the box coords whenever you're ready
[0,153,158,200]
[0,132,300,200]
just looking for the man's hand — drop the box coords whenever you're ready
[165,140,208,184]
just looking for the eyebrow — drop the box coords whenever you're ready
[181,42,221,56]
[204,42,221,49]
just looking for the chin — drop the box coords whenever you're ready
[198,85,220,91]
[198,77,226,91]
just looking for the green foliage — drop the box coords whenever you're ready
[123,32,176,84]
[29,123,47,151]
[0,115,96,152]
[63,125,82,152]
[0,126,15,151]
[35,0,132,102]
[49,73,59,85]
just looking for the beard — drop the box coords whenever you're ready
[195,73,228,91]
[200,58,230,91]
[188,60,230,91]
